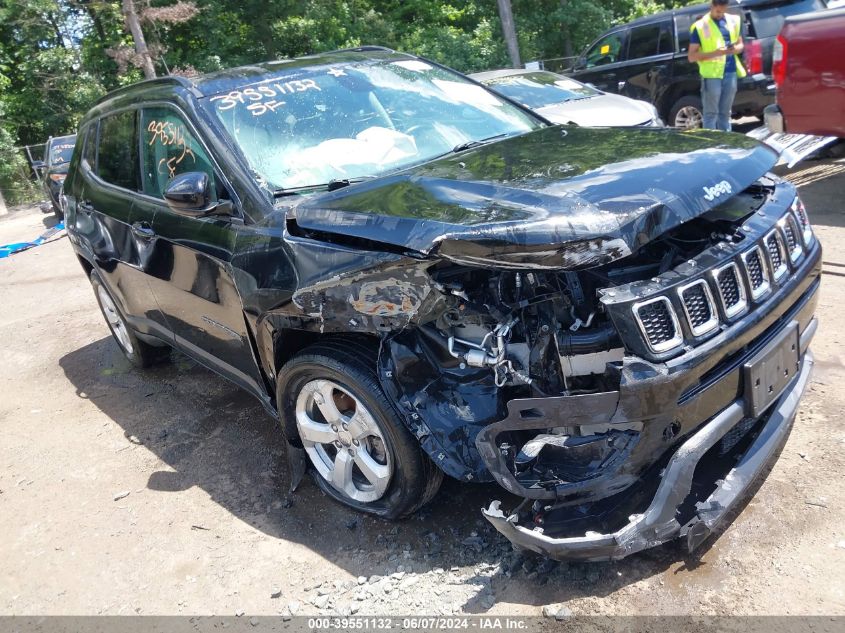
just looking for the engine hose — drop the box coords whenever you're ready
[556,322,620,356]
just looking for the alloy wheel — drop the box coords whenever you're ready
[675,106,703,129]
[295,379,393,502]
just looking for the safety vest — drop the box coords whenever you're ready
[691,14,747,79]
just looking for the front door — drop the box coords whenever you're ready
[138,105,266,396]
[616,20,675,104]
[570,29,630,93]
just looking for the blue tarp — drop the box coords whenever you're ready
[0,222,65,259]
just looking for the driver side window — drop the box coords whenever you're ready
[140,107,216,199]
[585,31,629,68]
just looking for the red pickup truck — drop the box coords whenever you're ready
[764,7,845,136]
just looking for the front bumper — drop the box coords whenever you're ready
[483,341,814,561]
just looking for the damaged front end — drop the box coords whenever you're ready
[274,127,821,560]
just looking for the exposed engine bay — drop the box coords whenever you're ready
[370,182,779,490]
[267,125,820,559]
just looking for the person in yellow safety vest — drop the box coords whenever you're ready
[687,0,746,131]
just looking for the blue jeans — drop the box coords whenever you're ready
[701,73,737,131]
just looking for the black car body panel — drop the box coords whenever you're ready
[568,0,826,123]
[64,48,820,560]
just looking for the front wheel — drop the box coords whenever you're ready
[276,340,442,519]
[669,95,703,129]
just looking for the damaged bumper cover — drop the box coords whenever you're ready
[483,338,814,562]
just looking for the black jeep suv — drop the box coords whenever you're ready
[568,0,826,128]
[64,47,821,561]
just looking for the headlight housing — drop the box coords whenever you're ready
[648,104,664,127]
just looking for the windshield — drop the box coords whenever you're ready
[203,58,541,191]
[480,72,600,110]
[49,138,75,166]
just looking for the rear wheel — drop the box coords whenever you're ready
[89,270,170,368]
[669,95,703,129]
[277,340,442,519]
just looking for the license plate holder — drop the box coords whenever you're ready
[743,321,800,418]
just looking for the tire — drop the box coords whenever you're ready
[669,95,703,129]
[89,269,170,368]
[276,339,443,519]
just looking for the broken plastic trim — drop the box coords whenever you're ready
[482,346,814,562]
[474,392,640,500]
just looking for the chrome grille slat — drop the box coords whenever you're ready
[633,297,682,353]
[765,229,788,282]
[678,280,718,336]
[779,215,803,264]
[741,246,771,301]
[713,262,747,319]
[791,201,813,246]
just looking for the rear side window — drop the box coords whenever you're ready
[749,0,826,38]
[585,31,629,67]
[628,21,674,59]
[140,107,216,199]
[97,111,139,190]
[83,123,98,168]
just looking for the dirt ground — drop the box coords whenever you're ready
[1,155,844,618]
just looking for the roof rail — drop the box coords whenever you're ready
[91,75,199,108]
[329,45,396,54]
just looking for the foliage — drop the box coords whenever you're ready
[0,0,695,200]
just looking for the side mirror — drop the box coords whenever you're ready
[163,172,233,218]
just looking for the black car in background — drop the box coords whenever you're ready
[39,134,76,218]
[63,47,820,561]
[568,0,826,128]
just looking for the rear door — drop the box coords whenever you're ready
[570,29,630,92]
[617,20,675,104]
[138,105,265,396]
[75,110,166,338]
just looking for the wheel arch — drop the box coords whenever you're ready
[660,81,700,120]
[266,326,384,396]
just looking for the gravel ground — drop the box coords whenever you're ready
[1,154,844,617]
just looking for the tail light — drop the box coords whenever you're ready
[772,33,788,88]
[744,39,763,75]
[49,173,66,182]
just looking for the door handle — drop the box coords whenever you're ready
[131,221,156,239]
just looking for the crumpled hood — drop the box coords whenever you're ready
[292,126,778,269]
